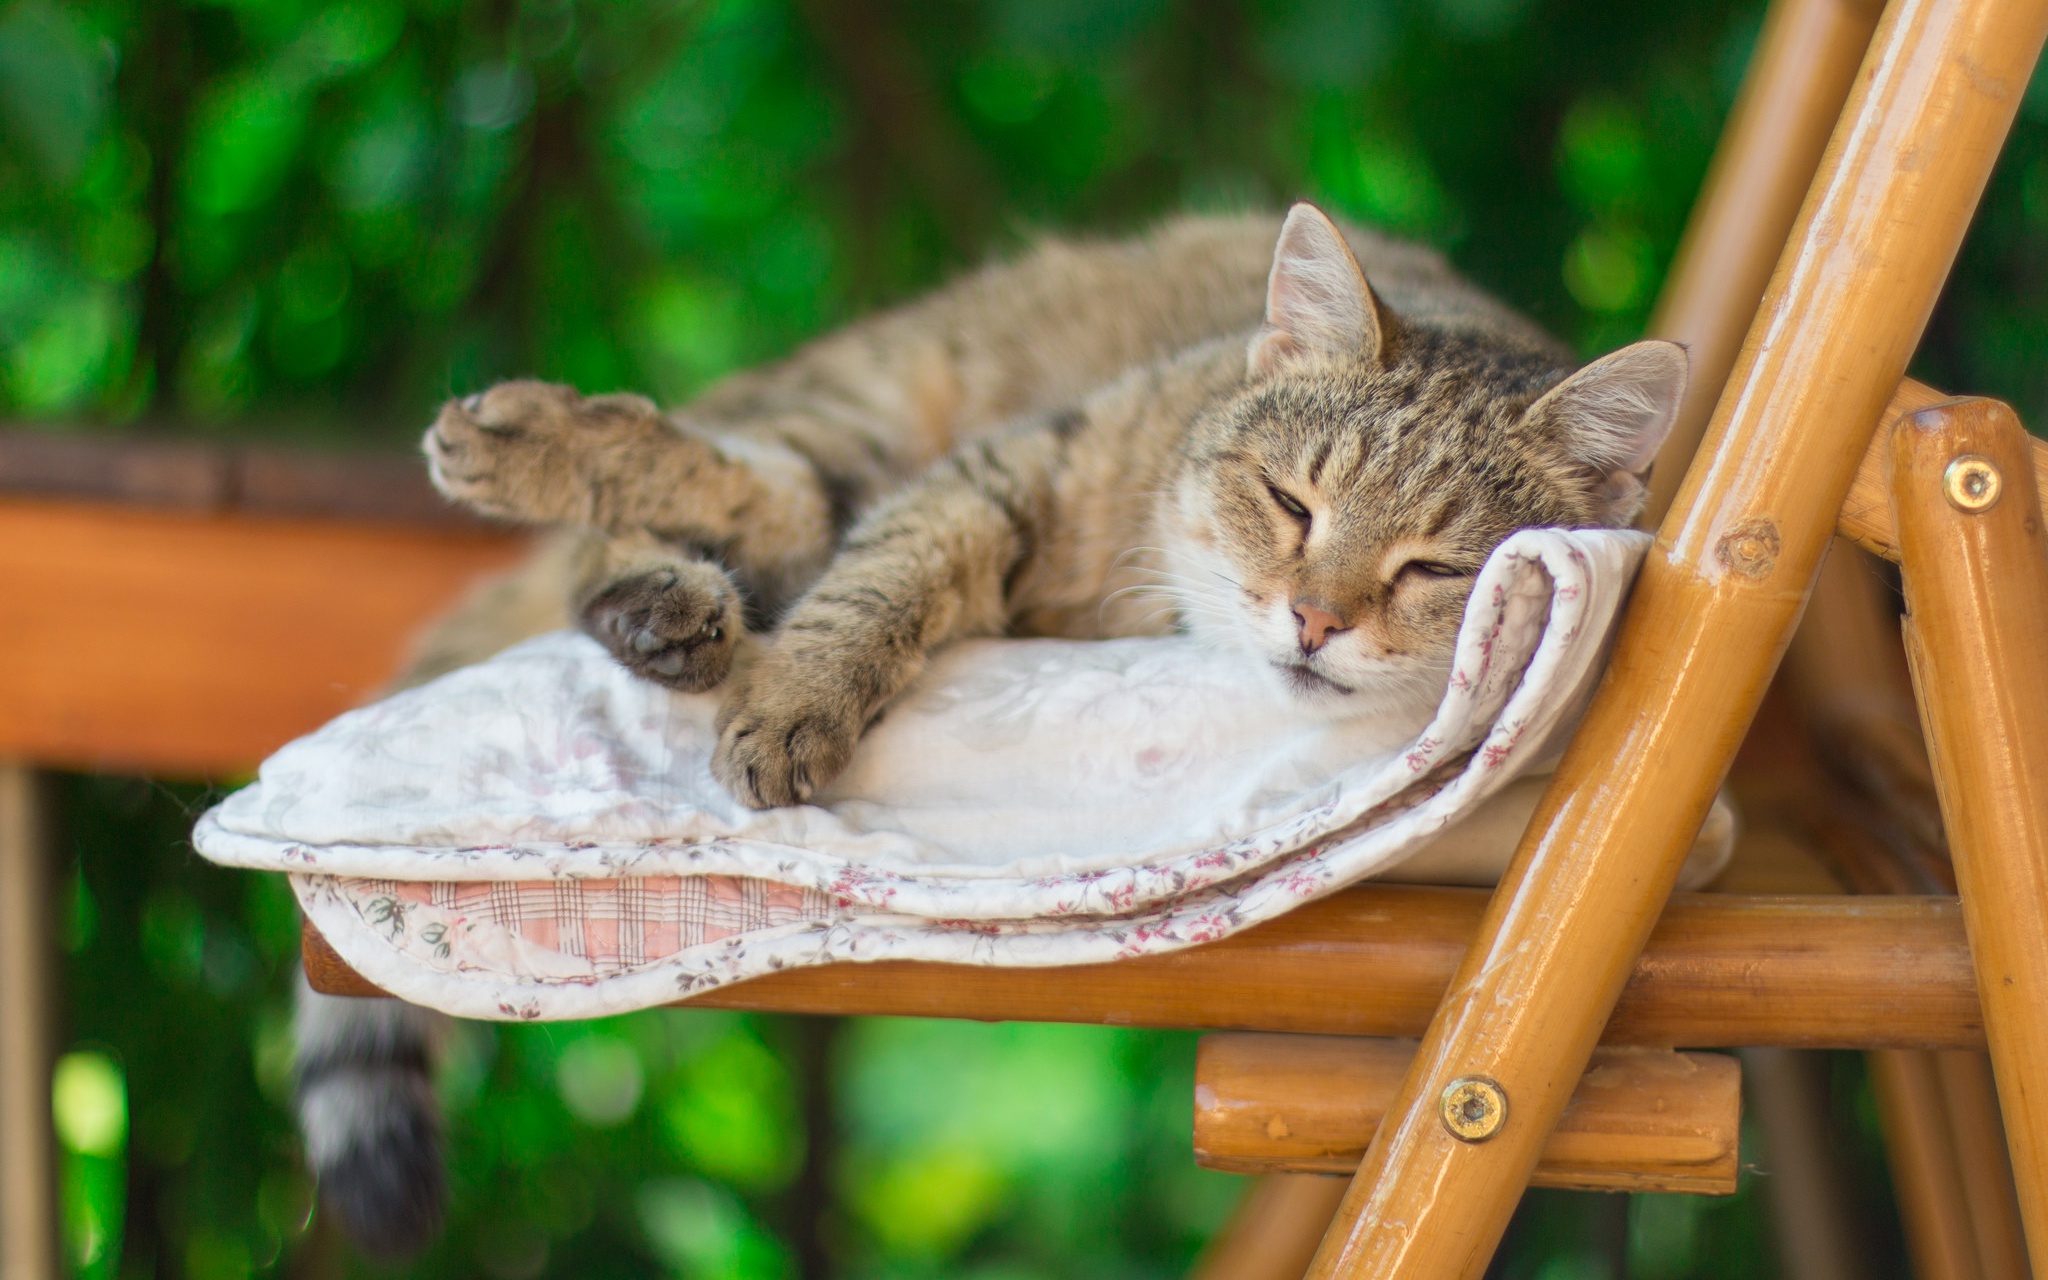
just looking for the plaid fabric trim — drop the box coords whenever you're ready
[351,875,834,975]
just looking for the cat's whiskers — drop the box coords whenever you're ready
[1328,657,1455,706]
[1099,578,1234,635]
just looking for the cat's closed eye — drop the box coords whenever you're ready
[1266,483,1311,521]
[1398,560,1467,582]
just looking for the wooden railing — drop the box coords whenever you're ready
[0,429,526,776]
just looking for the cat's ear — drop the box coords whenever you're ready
[1524,339,1688,523]
[1248,202,1394,378]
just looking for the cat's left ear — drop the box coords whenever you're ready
[1248,202,1397,378]
[1524,339,1688,523]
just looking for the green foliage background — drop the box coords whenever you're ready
[12,0,2048,1274]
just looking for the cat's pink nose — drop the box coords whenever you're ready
[1292,600,1348,654]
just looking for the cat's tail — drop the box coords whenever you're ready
[294,975,448,1259]
[288,520,577,1255]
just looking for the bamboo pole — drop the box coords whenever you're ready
[1641,10,1898,1270]
[1872,1047,1991,1280]
[1644,0,1886,525]
[1938,1049,2033,1280]
[1740,1048,1874,1280]
[1894,396,2048,1271]
[0,764,56,1280]
[1186,1176,1348,1280]
[1305,2,2048,1274]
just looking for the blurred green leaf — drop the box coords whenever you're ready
[1562,222,1651,313]
[638,1178,793,1280]
[1433,0,1533,41]
[1557,96,1650,216]
[842,1142,1007,1261]
[0,0,107,179]
[183,75,310,216]
[54,1051,127,1156]
[661,1024,800,1191]
[959,52,1057,125]
[1259,0,1394,90]
[556,1034,647,1127]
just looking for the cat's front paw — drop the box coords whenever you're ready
[712,675,862,809]
[423,380,673,526]
[579,561,744,692]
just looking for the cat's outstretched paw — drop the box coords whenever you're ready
[423,381,683,527]
[711,674,862,808]
[578,561,743,692]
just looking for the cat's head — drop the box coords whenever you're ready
[1166,202,1685,712]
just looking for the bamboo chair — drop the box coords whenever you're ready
[12,0,2048,1273]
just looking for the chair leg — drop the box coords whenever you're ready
[1742,1048,1874,1280]
[1871,1048,1990,1280]
[1786,549,2030,1278]
[1302,3,2048,1275]
[1893,396,2048,1273]
[0,764,58,1280]
[1188,1175,1346,1280]
[1643,0,1882,525]
[1937,1050,2032,1279]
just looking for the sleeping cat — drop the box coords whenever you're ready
[425,204,1681,805]
[301,204,1683,1255]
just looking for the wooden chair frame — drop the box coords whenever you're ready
[10,0,2048,1274]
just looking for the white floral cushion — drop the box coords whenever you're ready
[194,527,1732,1020]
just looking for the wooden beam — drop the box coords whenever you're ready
[0,427,486,527]
[303,884,1986,1049]
[1193,1036,1741,1194]
[0,498,525,776]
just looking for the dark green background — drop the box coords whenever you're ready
[9,0,2040,1273]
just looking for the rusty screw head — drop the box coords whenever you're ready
[1440,1075,1508,1142]
[1944,455,2003,513]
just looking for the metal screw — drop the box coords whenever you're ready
[1944,454,2003,513]
[1439,1075,1508,1142]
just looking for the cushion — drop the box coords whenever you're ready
[194,527,1732,1020]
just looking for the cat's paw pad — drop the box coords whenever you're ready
[423,381,667,525]
[711,687,861,809]
[579,567,743,692]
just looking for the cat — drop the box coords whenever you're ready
[425,203,1680,805]
[298,203,1684,1255]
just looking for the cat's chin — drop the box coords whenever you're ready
[1254,656,1447,725]
[1272,660,1357,700]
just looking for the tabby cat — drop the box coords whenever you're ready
[301,204,1684,1255]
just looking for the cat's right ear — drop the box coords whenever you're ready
[1248,202,1393,379]
[1523,339,1688,524]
